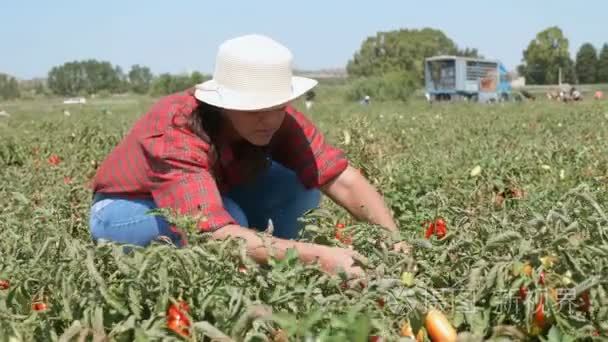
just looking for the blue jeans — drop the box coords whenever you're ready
[89,162,321,246]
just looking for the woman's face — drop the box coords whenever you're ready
[223,104,287,146]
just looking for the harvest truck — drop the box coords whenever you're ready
[424,55,511,103]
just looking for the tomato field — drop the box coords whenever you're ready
[1,89,608,341]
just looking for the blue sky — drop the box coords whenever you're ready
[1,0,607,79]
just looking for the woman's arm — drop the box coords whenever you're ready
[321,165,398,233]
[211,224,365,277]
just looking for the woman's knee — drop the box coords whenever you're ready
[89,197,178,246]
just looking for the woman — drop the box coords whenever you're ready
[90,34,401,278]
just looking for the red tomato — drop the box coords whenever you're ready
[32,302,48,312]
[167,300,190,326]
[434,218,447,238]
[534,296,545,328]
[539,271,546,286]
[424,222,435,239]
[167,317,190,338]
[579,291,591,313]
[47,154,61,166]
[425,310,457,342]
[334,224,352,244]
[376,298,385,308]
[63,176,72,185]
[424,218,447,239]
[0,280,9,290]
[519,286,528,302]
[369,336,383,342]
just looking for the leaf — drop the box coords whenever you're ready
[411,239,433,249]
[92,307,105,336]
[352,314,371,341]
[109,316,136,337]
[193,321,234,341]
[58,320,83,342]
[11,192,29,205]
[128,287,142,319]
[484,231,522,251]
[343,130,352,145]
[546,325,575,342]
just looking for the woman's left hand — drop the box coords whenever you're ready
[392,241,412,255]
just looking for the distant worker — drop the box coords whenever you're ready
[571,87,582,102]
[360,95,371,105]
[595,91,604,100]
[305,90,315,109]
[521,90,536,101]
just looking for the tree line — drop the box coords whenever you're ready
[345,28,483,101]
[0,61,210,100]
[0,74,20,101]
[46,60,210,97]
[2,26,607,101]
[517,26,608,85]
[347,26,608,89]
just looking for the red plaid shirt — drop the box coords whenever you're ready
[92,89,348,231]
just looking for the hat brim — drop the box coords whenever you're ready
[193,76,317,111]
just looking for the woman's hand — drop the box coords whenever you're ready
[316,245,366,278]
[212,224,366,278]
[392,241,413,255]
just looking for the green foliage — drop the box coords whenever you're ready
[150,72,210,96]
[575,43,598,84]
[346,71,416,102]
[1,93,608,340]
[47,60,127,96]
[0,73,20,100]
[346,28,479,84]
[519,26,575,85]
[344,27,480,102]
[597,44,608,83]
[128,65,153,94]
[189,71,208,85]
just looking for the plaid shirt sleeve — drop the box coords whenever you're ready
[141,124,236,232]
[272,106,348,188]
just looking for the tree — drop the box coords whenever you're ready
[346,28,482,90]
[128,65,153,94]
[598,44,608,83]
[150,72,210,96]
[113,66,129,93]
[190,71,209,85]
[457,47,482,58]
[0,73,21,100]
[47,60,125,96]
[34,83,46,96]
[347,28,468,82]
[518,26,574,85]
[575,43,598,84]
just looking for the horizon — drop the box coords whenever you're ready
[2,0,607,80]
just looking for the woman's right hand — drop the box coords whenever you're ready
[212,225,366,279]
[316,246,366,278]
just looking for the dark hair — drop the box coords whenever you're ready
[188,100,223,144]
[185,99,271,183]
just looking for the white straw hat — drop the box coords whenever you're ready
[194,34,318,111]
